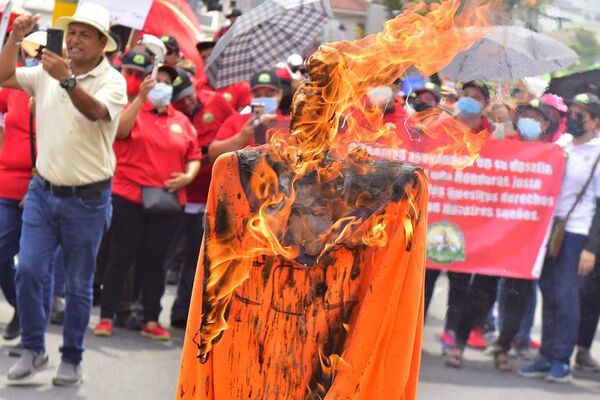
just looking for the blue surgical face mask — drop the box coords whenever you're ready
[457,96,482,116]
[517,117,543,141]
[25,57,39,68]
[147,82,173,108]
[251,96,279,114]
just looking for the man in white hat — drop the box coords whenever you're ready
[0,2,126,386]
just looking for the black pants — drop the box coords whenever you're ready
[425,269,472,332]
[495,278,534,351]
[578,265,600,350]
[455,274,499,345]
[100,195,181,322]
[170,212,204,323]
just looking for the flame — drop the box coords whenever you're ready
[196,0,490,371]
[290,0,490,165]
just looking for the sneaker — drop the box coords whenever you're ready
[93,319,113,337]
[467,328,487,350]
[519,357,552,379]
[141,322,170,341]
[3,309,20,340]
[52,361,83,387]
[7,349,49,383]
[545,361,572,383]
[439,330,456,355]
[574,348,600,372]
[50,296,65,325]
[8,342,24,358]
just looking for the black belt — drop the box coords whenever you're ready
[39,176,111,199]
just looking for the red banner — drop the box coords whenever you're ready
[354,138,565,279]
[142,0,206,80]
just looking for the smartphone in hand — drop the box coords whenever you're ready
[46,29,64,55]
[251,103,267,145]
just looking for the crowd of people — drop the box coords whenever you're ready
[0,0,598,391]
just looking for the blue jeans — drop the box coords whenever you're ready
[16,176,111,364]
[0,198,20,308]
[51,247,65,297]
[539,232,587,364]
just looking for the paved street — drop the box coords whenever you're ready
[0,274,596,399]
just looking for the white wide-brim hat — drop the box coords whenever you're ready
[55,2,117,52]
[22,31,47,57]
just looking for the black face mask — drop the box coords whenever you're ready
[567,115,586,138]
[413,102,432,112]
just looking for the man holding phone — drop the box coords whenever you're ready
[0,3,126,386]
[208,69,289,162]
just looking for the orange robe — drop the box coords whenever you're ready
[177,150,428,400]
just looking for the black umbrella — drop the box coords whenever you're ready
[547,69,600,100]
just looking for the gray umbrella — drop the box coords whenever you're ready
[205,0,332,89]
[442,25,579,83]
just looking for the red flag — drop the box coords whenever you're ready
[142,0,206,80]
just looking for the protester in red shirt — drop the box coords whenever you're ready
[0,86,31,340]
[120,49,151,100]
[94,65,201,341]
[208,69,291,162]
[168,68,235,328]
[194,38,252,111]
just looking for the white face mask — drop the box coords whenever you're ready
[147,82,173,107]
[251,96,279,114]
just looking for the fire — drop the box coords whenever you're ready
[193,0,491,392]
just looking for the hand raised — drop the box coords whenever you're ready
[137,75,155,102]
[11,13,40,41]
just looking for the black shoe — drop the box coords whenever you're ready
[3,310,20,340]
[8,342,24,358]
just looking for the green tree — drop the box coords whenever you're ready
[570,28,600,66]
[380,0,548,24]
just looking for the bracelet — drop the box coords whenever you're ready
[12,39,22,47]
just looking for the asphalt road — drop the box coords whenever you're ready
[0,274,596,399]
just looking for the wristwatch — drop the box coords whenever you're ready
[60,75,77,91]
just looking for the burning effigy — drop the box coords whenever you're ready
[177,1,489,399]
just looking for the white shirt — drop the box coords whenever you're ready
[554,135,600,235]
[15,58,127,186]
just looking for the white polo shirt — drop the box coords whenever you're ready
[555,135,600,235]
[15,57,126,186]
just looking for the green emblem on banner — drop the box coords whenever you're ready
[426,222,466,264]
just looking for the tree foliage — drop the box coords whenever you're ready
[570,28,600,66]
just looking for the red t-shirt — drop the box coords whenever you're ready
[186,90,235,204]
[195,78,251,112]
[0,88,34,200]
[113,103,201,205]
